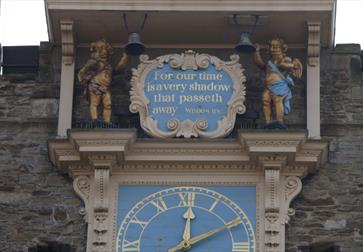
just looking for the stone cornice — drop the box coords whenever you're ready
[48,129,327,177]
[47,0,336,12]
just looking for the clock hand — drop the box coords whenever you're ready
[182,206,195,242]
[188,217,242,246]
[167,217,242,252]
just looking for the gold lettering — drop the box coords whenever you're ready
[179,94,223,105]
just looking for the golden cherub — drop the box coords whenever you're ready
[78,39,128,123]
[254,38,303,126]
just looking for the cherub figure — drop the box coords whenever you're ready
[254,38,303,126]
[78,39,128,123]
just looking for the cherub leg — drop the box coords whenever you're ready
[262,89,272,124]
[102,91,112,123]
[90,92,101,121]
[273,94,285,123]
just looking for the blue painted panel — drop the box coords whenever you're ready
[145,65,233,132]
[116,186,256,252]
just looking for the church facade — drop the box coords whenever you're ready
[1,1,363,251]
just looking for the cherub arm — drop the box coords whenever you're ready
[277,56,295,72]
[277,57,303,78]
[253,44,266,70]
[78,59,98,83]
[115,52,128,72]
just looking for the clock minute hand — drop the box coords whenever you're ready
[167,217,242,252]
[188,217,242,246]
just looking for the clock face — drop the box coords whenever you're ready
[116,186,256,252]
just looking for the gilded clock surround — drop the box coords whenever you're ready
[48,130,327,252]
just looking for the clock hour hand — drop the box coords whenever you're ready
[167,217,242,252]
[182,206,195,242]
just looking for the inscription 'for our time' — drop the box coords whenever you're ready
[144,64,234,131]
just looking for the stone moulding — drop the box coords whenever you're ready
[46,0,336,12]
[48,129,327,252]
[129,50,246,138]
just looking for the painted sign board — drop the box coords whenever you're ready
[130,50,246,138]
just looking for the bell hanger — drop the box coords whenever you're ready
[123,13,148,56]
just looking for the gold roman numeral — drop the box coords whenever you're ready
[123,239,140,251]
[178,192,196,207]
[130,216,148,229]
[232,242,249,252]
[150,197,168,213]
[208,199,219,212]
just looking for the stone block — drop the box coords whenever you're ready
[31,99,59,118]
[334,44,362,55]
[352,86,363,100]
[324,219,347,230]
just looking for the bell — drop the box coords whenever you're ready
[125,32,145,56]
[234,32,256,53]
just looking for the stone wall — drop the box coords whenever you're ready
[0,43,86,252]
[0,43,362,251]
[286,45,363,252]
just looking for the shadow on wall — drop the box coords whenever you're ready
[298,242,341,252]
[28,242,76,252]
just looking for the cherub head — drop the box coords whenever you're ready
[90,39,113,62]
[268,38,288,57]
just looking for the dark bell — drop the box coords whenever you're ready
[235,32,256,53]
[125,32,145,56]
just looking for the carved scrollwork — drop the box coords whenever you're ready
[285,176,301,200]
[73,176,90,221]
[283,176,302,224]
[129,50,246,138]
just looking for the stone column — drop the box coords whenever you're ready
[307,22,321,139]
[57,20,75,137]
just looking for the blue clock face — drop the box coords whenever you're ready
[116,186,256,252]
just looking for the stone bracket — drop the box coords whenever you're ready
[307,22,321,67]
[73,176,91,222]
[264,162,282,251]
[60,20,75,65]
[90,157,113,252]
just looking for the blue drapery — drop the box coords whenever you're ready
[267,61,294,115]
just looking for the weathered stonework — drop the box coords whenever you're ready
[286,45,363,252]
[0,53,87,251]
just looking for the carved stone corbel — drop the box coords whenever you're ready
[283,176,303,224]
[73,176,91,222]
[89,156,115,252]
[60,20,74,65]
[263,159,284,252]
[307,22,321,67]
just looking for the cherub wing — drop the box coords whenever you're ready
[291,58,303,79]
